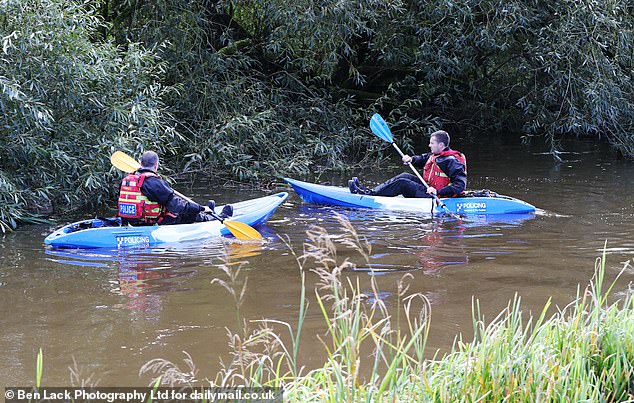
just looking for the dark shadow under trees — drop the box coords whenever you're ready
[1,0,633,228]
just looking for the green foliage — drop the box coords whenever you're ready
[0,0,175,229]
[228,0,404,85]
[100,0,378,181]
[515,0,634,158]
[36,348,43,388]
[223,0,634,156]
[2,0,633,228]
[172,64,374,181]
[365,0,634,156]
[417,247,634,402]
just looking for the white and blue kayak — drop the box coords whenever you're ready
[284,178,535,215]
[45,192,288,249]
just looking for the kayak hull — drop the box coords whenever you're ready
[284,178,535,215]
[45,192,288,249]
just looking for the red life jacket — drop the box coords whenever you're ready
[423,150,467,192]
[117,172,165,224]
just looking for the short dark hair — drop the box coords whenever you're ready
[431,130,450,147]
[140,151,159,168]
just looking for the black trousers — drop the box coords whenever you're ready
[372,173,432,198]
[122,212,214,226]
[160,212,215,225]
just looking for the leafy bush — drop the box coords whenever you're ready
[102,0,380,181]
[0,0,175,229]
[2,0,633,229]
[221,0,634,156]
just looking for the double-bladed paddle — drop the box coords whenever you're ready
[110,151,262,240]
[369,114,461,218]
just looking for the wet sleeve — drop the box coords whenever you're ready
[437,157,467,197]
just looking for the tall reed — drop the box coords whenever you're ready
[417,246,634,402]
[137,222,634,401]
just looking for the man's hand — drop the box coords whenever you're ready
[427,186,437,196]
[402,155,413,165]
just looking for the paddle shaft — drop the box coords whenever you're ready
[111,151,262,239]
[388,142,450,208]
[369,114,461,218]
[166,184,262,240]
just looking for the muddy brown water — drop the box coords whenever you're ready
[1,138,633,386]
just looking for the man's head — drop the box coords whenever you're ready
[140,151,159,171]
[429,130,450,154]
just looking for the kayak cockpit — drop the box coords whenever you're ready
[63,217,122,234]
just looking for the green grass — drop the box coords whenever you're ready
[190,220,633,401]
[35,219,634,402]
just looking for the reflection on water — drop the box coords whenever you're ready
[2,139,634,386]
[291,204,537,275]
[43,231,275,321]
[415,220,469,274]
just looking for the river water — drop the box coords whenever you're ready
[1,138,633,386]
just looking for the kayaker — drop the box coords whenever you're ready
[117,151,232,225]
[349,130,467,198]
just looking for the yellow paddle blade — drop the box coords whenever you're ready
[111,151,141,173]
[111,151,261,239]
[223,220,263,240]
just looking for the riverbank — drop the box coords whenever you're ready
[132,218,633,402]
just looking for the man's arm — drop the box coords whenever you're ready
[142,177,205,217]
[141,177,174,205]
[410,153,431,168]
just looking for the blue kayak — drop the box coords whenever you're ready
[284,178,535,215]
[45,192,288,249]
